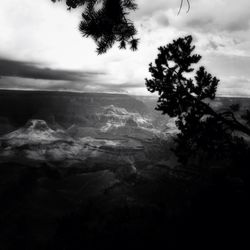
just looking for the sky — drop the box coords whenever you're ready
[1,0,250,96]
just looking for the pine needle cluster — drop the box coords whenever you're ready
[52,0,139,54]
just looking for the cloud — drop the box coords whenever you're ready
[134,0,179,19]
[0,58,104,82]
[1,0,250,96]
[160,0,250,33]
[0,76,144,94]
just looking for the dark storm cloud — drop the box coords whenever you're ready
[0,58,104,81]
[0,76,143,94]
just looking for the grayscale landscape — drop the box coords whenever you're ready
[1,0,250,249]
[0,90,249,249]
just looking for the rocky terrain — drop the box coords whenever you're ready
[0,90,249,250]
[0,103,175,166]
[0,91,180,250]
[0,91,177,167]
[0,90,149,130]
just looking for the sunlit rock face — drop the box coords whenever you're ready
[0,119,147,164]
[98,105,153,131]
[1,119,72,147]
[0,119,81,161]
[0,102,174,167]
[96,105,164,141]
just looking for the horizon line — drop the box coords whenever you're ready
[0,88,250,98]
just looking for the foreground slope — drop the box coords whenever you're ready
[0,91,249,249]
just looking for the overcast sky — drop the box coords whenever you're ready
[1,0,250,96]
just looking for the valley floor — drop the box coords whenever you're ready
[0,92,250,249]
[0,158,249,250]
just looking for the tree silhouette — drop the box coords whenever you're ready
[146,36,250,166]
[51,1,192,54]
[51,0,139,54]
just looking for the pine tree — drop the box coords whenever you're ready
[52,0,139,54]
[146,36,250,166]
